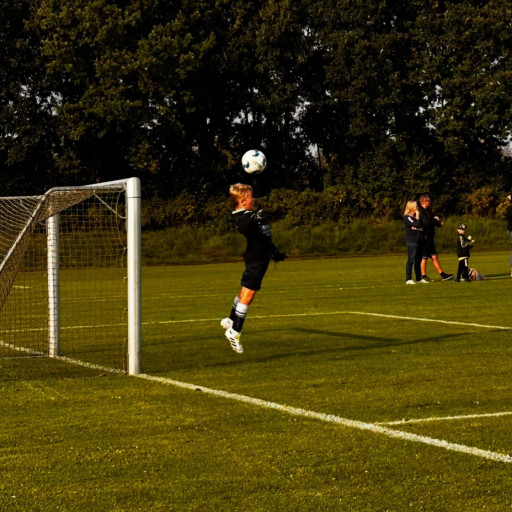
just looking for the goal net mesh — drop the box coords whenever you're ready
[0,186,128,376]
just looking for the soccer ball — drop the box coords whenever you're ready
[241,150,267,174]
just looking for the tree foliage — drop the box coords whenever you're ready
[1,0,511,215]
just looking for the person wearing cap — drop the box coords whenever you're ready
[417,194,454,281]
[506,192,512,277]
[455,223,474,282]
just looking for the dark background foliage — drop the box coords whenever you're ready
[1,0,511,217]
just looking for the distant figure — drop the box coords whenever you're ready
[455,223,474,282]
[417,194,454,281]
[403,200,423,284]
[505,192,512,277]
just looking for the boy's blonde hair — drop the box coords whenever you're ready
[404,200,418,216]
[229,183,253,209]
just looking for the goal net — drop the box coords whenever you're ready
[0,178,141,377]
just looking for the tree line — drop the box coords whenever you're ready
[1,0,511,217]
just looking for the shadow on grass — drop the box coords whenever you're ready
[177,329,475,371]
[251,328,468,357]
[146,325,507,373]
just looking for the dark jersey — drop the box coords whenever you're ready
[232,209,276,264]
[404,215,422,244]
[418,205,441,240]
[457,234,473,258]
[505,204,512,231]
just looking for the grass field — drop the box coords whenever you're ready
[2,251,512,511]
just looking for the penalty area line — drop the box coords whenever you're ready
[376,411,512,426]
[148,310,512,331]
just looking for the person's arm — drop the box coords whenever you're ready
[459,235,473,248]
[252,210,287,261]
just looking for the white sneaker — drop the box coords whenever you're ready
[225,328,244,353]
[419,278,430,283]
[220,317,233,330]
[406,280,415,285]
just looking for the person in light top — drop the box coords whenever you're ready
[505,192,512,277]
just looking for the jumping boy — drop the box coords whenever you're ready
[221,183,286,353]
[455,223,474,282]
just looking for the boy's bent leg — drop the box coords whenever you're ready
[221,295,240,330]
[233,302,249,332]
[233,288,255,333]
[224,288,255,354]
[223,287,256,353]
[239,287,257,305]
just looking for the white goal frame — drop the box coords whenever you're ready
[0,177,142,375]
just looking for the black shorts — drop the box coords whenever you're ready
[421,238,437,259]
[241,258,270,291]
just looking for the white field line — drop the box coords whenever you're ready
[5,309,507,334]
[1,346,511,464]
[0,341,46,356]
[0,323,126,334]
[377,411,512,426]
[147,310,512,331]
[343,311,512,331]
[3,303,510,332]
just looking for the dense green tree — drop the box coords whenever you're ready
[0,0,54,193]
[0,0,511,214]
[302,1,451,211]
[33,0,161,185]
[416,0,512,194]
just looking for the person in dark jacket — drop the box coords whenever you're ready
[220,183,286,353]
[417,194,454,281]
[505,192,512,277]
[455,223,474,282]
[403,200,423,284]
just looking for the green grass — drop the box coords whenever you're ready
[2,251,512,511]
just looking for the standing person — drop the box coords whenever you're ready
[505,192,512,277]
[221,183,286,353]
[455,223,474,282]
[403,200,423,284]
[417,194,454,281]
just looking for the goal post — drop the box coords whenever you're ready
[0,177,142,376]
[126,177,141,375]
[47,213,60,358]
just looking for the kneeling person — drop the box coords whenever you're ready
[455,223,474,282]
